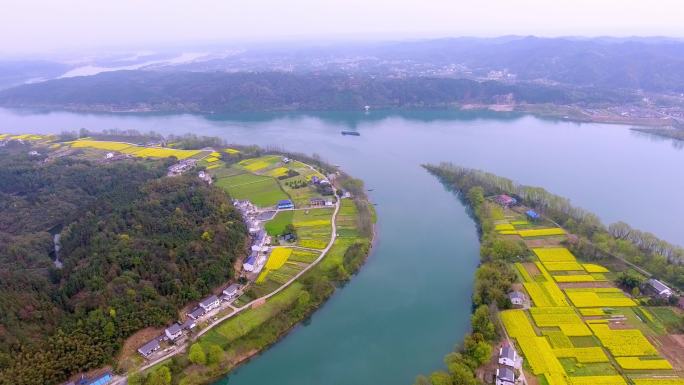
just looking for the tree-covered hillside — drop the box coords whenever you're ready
[0,144,247,385]
[0,70,636,113]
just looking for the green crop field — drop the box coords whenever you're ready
[200,282,304,348]
[265,210,295,235]
[293,208,333,249]
[215,173,289,207]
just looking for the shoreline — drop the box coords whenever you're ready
[125,152,377,385]
[1,103,681,129]
[418,163,683,385]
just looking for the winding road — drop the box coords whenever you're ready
[112,191,341,384]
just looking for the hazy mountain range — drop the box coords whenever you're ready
[1,36,683,112]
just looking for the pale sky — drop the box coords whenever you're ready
[1,0,683,56]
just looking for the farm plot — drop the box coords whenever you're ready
[554,347,609,363]
[583,264,610,273]
[293,208,333,249]
[554,274,604,283]
[265,210,294,236]
[238,155,282,172]
[589,324,659,357]
[524,281,569,307]
[530,307,592,336]
[215,173,289,207]
[632,379,684,385]
[568,376,627,385]
[518,228,566,237]
[615,357,673,370]
[200,283,303,347]
[517,336,567,377]
[69,140,202,159]
[544,330,574,348]
[543,261,585,271]
[501,309,537,338]
[533,248,578,263]
[288,249,320,263]
[336,199,359,238]
[565,288,637,308]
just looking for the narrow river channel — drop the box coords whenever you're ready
[1,108,683,384]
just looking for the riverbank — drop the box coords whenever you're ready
[419,163,684,385]
[123,150,376,385]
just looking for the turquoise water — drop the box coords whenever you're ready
[1,108,682,384]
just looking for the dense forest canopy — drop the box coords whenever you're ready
[0,70,636,113]
[0,143,247,385]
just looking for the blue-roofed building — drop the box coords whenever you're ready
[277,199,294,210]
[244,255,257,272]
[526,210,540,220]
[74,373,113,385]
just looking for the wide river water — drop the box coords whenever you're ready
[1,108,683,385]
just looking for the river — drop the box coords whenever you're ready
[1,108,683,385]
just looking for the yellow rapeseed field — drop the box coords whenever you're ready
[529,307,591,336]
[533,248,578,262]
[569,376,627,385]
[554,274,598,283]
[589,324,659,357]
[554,347,609,363]
[501,309,536,338]
[543,261,584,271]
[495,223,515,231]
[518,336,566,376]
[266,248,293,270]
[583,263,610,273]
[518,228,565,237]
[579,308,606,316]
[69,140,201,159]
[632,379,684,385]
[615,357,673,370]
[565,288,636,308]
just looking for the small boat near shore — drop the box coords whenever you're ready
[341,131,360,136]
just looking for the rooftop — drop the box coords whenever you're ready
[188,307,205,319]
[647,278,672,293]
[200,295,219,307]
[138,339,160,355]
[498,367,515,382]
[500,345,516,360]
[166,323,182,335]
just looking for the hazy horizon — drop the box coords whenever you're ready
[2,0,684,56]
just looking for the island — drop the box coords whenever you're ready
[0,132,375,385]
[414,163,684,385]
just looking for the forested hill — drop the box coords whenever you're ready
[0,144,247,385]
[0,70,634,113]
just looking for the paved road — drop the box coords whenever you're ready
[111,195,341,384]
